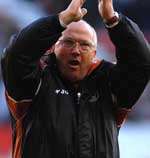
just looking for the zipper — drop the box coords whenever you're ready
[77,92,81,104]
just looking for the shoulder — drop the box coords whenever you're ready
[96,60,115,73]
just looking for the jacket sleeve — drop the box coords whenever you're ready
[1,15,65,101]
[108,14,150,109]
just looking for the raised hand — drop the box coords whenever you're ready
[98,0,115,21]
[59,0,87,26]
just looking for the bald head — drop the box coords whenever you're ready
[61,20,97,49]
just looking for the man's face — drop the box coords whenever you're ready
[54,21,96,83]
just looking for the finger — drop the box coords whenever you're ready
[80,0,86,6]
[70,0,86,8]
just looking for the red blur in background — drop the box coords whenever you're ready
[0,123,12,157]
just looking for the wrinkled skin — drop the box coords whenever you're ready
[54,21,97,83]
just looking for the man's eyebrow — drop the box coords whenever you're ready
[80,40,92,44]
[80,40,95,46]
[61,37,74,40]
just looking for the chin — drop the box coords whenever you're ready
[62,69,86,83]
[68,76,79,83]
[68,73,85,83]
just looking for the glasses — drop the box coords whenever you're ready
[58,38,95,52]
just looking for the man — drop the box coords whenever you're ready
[1,0,150,158]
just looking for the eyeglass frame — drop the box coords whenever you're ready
[58,38,96,53]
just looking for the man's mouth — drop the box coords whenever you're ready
[68,60,80,69]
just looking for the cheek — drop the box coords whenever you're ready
[55,47,68,60]
[81,54,93,66]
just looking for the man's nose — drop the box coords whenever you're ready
[71,42,81,54]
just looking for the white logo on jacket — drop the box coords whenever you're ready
[55,89,69,95]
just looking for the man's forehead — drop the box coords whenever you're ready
[61,21,94,39]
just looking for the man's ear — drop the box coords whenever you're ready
[46,44,55,54]
[92,50,96,56]
[92,51,102,64]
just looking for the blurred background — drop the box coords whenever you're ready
[0,0,150,158]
